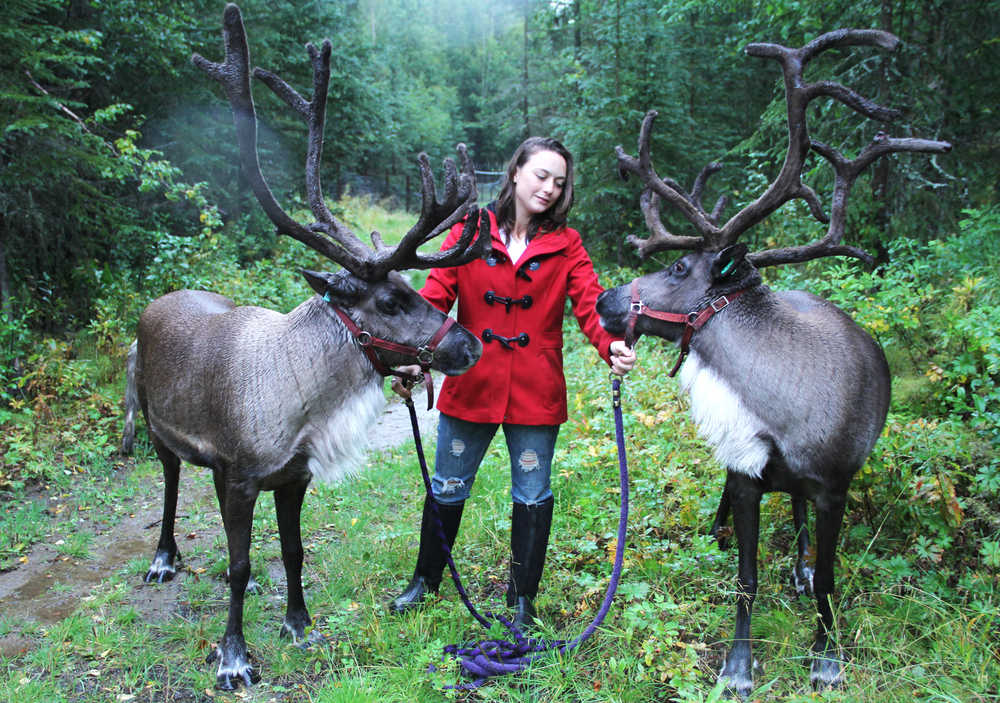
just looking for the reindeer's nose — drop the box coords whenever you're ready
[462,334,483,368]
[596,288,616,315]
[437,326,482,375]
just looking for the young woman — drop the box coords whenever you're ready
[390,136,635,628]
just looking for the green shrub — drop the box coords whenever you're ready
[766,209,1000,451]
[0,306,33,414]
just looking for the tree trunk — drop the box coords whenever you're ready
[0,214,10,320]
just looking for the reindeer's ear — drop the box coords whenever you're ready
[301,269,365,306]
[711,244,748,281]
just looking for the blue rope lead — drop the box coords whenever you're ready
[404,375,630,688]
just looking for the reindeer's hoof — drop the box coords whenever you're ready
[792,562,815,596]
[286,628,327,650]
[215,665,260,691]
[718,654,757,700]
[144,550,178,583]
[279,613,313,645]
[810,651,845,690]
[718,673,753,700]
[207,644,260,690]
[710,526,733,550]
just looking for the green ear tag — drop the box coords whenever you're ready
[719,260,735,277]
[323,291,331,303]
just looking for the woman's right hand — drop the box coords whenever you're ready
[609,340,637,376]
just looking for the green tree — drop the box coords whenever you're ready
[0,0,211,329]
[520,0,995,266]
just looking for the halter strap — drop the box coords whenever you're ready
[626,279,748,377]
[328,302,455,410]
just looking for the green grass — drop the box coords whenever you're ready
[0,336,996,702]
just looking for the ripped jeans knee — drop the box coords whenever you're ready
[430,414,497,504]
[504,423,559,505]
[517,448,541,472]
[433,475,467,498]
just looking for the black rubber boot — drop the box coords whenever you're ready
[507,497,554,630]
[390,496,464,613]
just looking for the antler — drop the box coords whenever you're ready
[616,29,952,267]
[192,4,486,281]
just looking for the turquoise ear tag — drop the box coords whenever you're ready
[720,260,735,277]
[323,291,331,302]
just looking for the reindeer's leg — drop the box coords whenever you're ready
[709,474,733,549]
[145,438,182,583]
[208,481,261,691]
[718,472,762,699]
[809,496,847,690]
[275,478,312,643]
[791,496,815,596]
[212,468,260,594]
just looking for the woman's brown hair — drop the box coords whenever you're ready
[493,136,575,244]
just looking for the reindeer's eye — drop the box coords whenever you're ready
[671,260,688,277]
[376,295,401,315]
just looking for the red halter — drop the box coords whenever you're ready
[625,279,748,377]
[328,304,456,411]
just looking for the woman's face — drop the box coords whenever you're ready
[513,149,567,220]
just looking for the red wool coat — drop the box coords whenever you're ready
[422,209,620,425]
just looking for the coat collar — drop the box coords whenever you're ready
[485,208,569,264]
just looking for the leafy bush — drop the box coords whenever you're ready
[766,209,1000,451]
[0,306,33,415]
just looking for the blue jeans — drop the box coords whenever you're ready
[431,413,560,506]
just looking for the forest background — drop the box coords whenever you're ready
[0,0,998,701]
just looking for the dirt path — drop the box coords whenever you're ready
[0,397,437,651]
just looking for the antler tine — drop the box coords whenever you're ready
[707,34,847,250]
[626,188,705,258]
[367,152,448,255]
[425,144,477,238]
[708,193,729,224]
[619,29,951,266]
[737,29,951,266]
[690,162,722,214]
[616,111,727,257]
[365,145,486,279]
[749,132,952,268]
[253,40,374,266]
[192,4,372,276]
[690,162,732,228]
[416,206,491,269]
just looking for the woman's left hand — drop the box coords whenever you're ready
[390,364,423,398]
[609,340,636,376]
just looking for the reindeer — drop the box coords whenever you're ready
[596,30,950,698]
[120,4,489,690]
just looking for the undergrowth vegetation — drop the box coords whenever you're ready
[0,197,997,701]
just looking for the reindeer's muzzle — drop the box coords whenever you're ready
[596,287,629,336]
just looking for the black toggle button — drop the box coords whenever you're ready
[482,329,530,350]
[484,291,533,312]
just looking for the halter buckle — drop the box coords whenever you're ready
[711,295,731,312]
[357,331,373,346]
[416,347,434,365]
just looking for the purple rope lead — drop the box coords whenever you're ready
[404,376,629,688]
